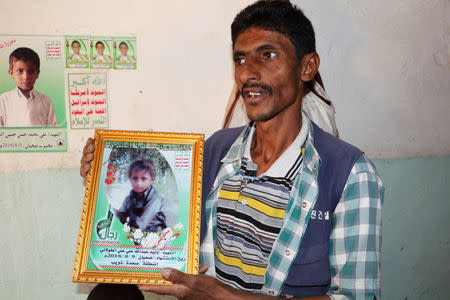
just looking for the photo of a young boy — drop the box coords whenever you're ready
[92,41,112,63]
[68,40,88,62]
[114,157,167,233]
[116,42,136,64]
[0,47,57,127]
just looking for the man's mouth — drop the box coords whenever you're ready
[241,82,273,100]
[248,91,262,98]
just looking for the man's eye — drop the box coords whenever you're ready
[234,57,246,65]
[264,52,276,59]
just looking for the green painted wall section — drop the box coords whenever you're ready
[375,156,450,299]
[0,156,448,299]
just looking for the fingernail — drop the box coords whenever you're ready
[162,269,171,279]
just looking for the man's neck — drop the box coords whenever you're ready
[250,111,302,176]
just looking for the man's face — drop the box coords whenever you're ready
[9,60,40,94]
[233,27,302,122]
[96,43,104,55]
[130,170,154,194]
[119,44,128,56]
[72,42,80,55]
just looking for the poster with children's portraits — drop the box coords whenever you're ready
[90,37,113,69]
[113,37,137,69]
[0,34,67,152]
[65,35,89,68]
[73,130,204,285]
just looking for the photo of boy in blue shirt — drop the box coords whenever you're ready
[114,157,167,233]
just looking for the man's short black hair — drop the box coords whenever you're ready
[128,157,156,179]
[119,42,128,48]
[9,47,40,70]
[95,41,104,48]
[231,0,316,63]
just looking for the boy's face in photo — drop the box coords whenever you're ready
[119,43,128,56]
[130,170,154,194]
[96,43,105,55]
[9,60,40,94]
[72,42,81,55]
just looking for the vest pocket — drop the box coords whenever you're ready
[283,243,330,286]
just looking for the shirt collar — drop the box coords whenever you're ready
[16,87,35,100]
[302,121,321,177]
[221,113,321,178]
[243,114,309,177]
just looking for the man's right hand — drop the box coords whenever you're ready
[80,137,95,178]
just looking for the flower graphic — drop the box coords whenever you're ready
[123,222,184,250]
[133,229,144,239]
[142,232,159,249]
[173,222,184,231]
[107,164,117,171]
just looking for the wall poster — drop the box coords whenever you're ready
[65,35,90,69]
[0,34,67,152]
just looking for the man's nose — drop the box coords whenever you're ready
[238,59,261,84]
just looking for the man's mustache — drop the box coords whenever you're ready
[241,82,273,97]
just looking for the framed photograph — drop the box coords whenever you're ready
[73,129,204,285]
[0,34,67,152]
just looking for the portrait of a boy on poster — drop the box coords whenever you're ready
[0,35,67,152]
[90,37,113,69]
[113,37,136,69]
[65,35,89,68]
[73,130,203,284]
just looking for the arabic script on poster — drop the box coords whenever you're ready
[68,73,109,129]
[0,129,66,152]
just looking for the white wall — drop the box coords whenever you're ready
[0,1,449,300]
[0,0,449,173]
[0,0,254,172]
[295,0,450,158]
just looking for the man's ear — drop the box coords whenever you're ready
[8,69,13,78]
[300,52,320,83]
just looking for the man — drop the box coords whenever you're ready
[81,1,383,299]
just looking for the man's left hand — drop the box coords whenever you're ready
[139,266,244,300]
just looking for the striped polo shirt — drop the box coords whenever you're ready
[215,125,307,292]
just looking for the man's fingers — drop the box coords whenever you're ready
[80,163,91,178]
[162,268,213,291]
[81,152,94,164]
[83,138,95,155]
[162,268,185,283]
[199,265,209,274]
[162,268,199,289]
[139,283,184,297]
[80,138,95,178]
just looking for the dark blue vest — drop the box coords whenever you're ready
[201,123,362,298]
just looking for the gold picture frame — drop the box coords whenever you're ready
[72,129,204,285]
